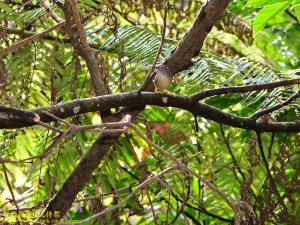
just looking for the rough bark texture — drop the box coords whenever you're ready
[39,128,121,223]
[165,0,231,73]
[2,92,300,133]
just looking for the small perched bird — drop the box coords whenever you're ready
[153,64,172,92]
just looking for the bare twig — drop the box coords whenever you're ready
[267,133,275,160]
[0,155,43,164]
[41,110,130,132]
[35,120,64,133]
[0,21,65,57]
[166,192,232,223]
[191,79,300,102]
[126,134,157,224]
[139,0,168,91]
[0,11,95,57]
[75,182,139,202]
[169,179,190,224]
[59,166,178,225]
[41,1,63,23]
[256,133,289,215]
[64,0,106,96]
[6,28,99,49]
[0,158,19,212]
[42,110,72,126]
[32,112,130,165]
[285,9,299,24]
[129,123,240,225]
[0,201,46,213]
[251,90,300,119]
[220,125,246,181]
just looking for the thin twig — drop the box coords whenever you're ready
[129,123,240,225]
[285,9,299,24]
[41,127,73,160]
[126,134,157,224]
[41,1,63,23]
[169,179,190,224]
[0,155,43,164]
[267,133,275,160]
[0,158,19,212]
[166,193,232,223]
[0,13,94,57]
[139,0,168,91]
[251,90,300,119]
[256,133,289,215]
[0,201,45,214]
[59,166,178,225]
[0,21,65,57]
[42,110,72,126]
[75,182,139,202]
[220,125,246,181]
[35,120,64,133]
[191,79,300,102]
[43,109,130,130]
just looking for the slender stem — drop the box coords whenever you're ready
[191,79,300,102]
[267,133,275,160]
[220,125,246,181]
[1,159,19,212]
[251,90,300,119]
[285,9,299,24]
[129,123,240,225]
[139,0,168,91]
[58,166,178,225]
[256,133,288,214]
[126,134,157,224]
[0,21,65,57]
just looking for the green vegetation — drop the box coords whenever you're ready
[0,0,299,224]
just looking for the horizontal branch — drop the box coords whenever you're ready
[0,22,65,57]
[1,91,300,132]
[251,90,300,119]
[191,78,300,101]
[1,14,94,57]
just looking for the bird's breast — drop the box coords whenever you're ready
[154,74,171,90]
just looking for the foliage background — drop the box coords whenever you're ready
[0,0,300,224]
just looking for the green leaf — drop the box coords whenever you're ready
[91,25,173,66]
[253,1,290,35]
[292,0,300,5]
[294,4,300,22]
[0,2,12,12]
[246,0,286,7]
[296,201,300,221]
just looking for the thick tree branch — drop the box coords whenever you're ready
[63,0,106,96]
[2,91,300,132]
[165,0,231,74]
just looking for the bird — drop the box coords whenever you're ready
[152,64,172,92]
